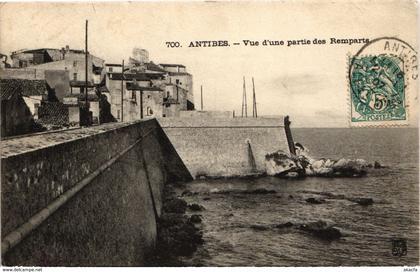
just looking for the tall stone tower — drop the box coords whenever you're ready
[131,47,149,64]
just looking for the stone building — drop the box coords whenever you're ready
[162,83,188,117]
[0,78,52,120]
[6,46,104,100]
[1,82,33,137]
[160,63,194,110]
[0,79,44,137]
[105,69,165,121]
[131,47,149,64]
[0,53,11,69]
[104,60,193,120]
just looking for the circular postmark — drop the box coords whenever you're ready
[348,37,418,125]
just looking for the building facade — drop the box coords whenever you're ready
[8,46,105,100]
[105,69,166,121]
[104,59,193,121]
[0,79,44,137]
[160,63,194,110]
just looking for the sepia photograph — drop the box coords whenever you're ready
[0,0,419,269]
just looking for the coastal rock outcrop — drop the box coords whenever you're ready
[332,158,368,177]
[246,220,342,241]
[265,144,373,178]
[147,186,204,266]
[265,150,305,177]
[298,220,342,240]
[305,197,326,204]
[188,203,205,211]
[350,197,374,206]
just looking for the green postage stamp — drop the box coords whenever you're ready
[350,55,405,122]
[348,37,418,127]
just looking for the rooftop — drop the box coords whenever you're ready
[0,79,49,100]
[12,48,85,55]
[65,93,99,102]
[37,102,69,127]
[168,71,191,76]
[145,62,167,73]
[107,72,164,81]
[70,80,95,88]
[126,83,162,92]
[105,63,122,67]
[160,63,186,68]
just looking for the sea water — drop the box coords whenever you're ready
[177,128,419,266]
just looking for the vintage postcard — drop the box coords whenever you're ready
[0,0,418,269]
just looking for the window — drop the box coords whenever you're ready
[34,103,40,116]
[73,73,77,81]
[166,91,170,98]
[176,79,180,85]
[132,91,136,101]
[109,67,113,72]
[73,61,77,67]
[147,107,153,116]
[117,110,120,119]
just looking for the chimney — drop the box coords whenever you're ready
[65,45,70,53]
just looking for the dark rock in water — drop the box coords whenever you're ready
[148,185,204,266]
[352,197,374,206]
[313,226,342,240]
[298,220,342,240]
[189,214,202,224]
[245,188,277,194]
[289,195,294,199]
[305,197,326,204]
[250,224,269,231]
[374,161,384,169]
[216,189,276,195]
[159,213,189,228]
[203,197,211,201]
[298,220,327,231]
[212,190,231,195]
[275,222,294,228]
[182,190,198,196]
[188,203,205,211]
[156,217,204,257]
[163,198,187,214]
[332,158,368,177]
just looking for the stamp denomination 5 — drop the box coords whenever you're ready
[348,37,418,127]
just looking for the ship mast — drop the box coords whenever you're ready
[241,76,247,117]
[252,77,257,118]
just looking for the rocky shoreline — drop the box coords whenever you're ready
[146,184,204,266]
[265,148,386,178]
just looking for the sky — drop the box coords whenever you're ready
[0,1,418,127]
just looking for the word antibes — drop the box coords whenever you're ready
[165,41,230,48]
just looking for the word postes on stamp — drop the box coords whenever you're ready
[350,55,405,122]
[349,37,418,127]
